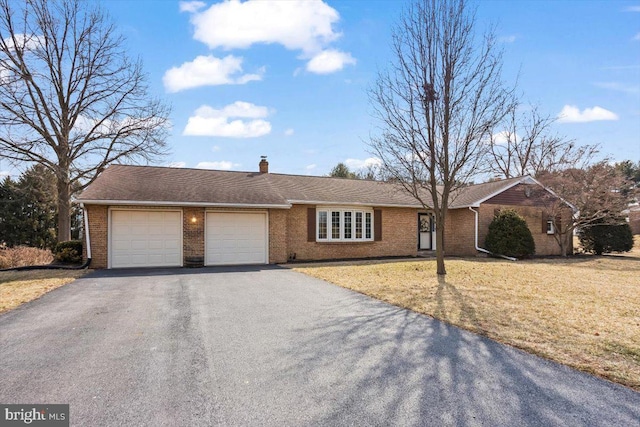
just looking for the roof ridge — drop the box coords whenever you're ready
[106,164,524,189]
[108,164,260,175]
[108,164,387,183]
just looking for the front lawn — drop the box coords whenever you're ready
[0,270,88,314]
[293,236,640,390]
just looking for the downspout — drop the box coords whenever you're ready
[81,203,92,264]
[468,207,517,262]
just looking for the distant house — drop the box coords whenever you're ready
[77,159,573,268]
[624,205,640,235]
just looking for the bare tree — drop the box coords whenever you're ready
[536,162,629,256]
[369,0,514,275]
[0,0,169,241]
[488,103,599,179]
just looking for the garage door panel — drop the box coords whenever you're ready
[111,240,130,251]
[145,212,162,221]
[147,240,164,250]
[110,210,182,268]
[164,240,180,250]
[148,225,165,235]
[206,212,267,266]
[165,226,181,235]
[130,254,149,264]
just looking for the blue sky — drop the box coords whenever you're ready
[3,0,640,178]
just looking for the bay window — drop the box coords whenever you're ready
[317,207,374,242]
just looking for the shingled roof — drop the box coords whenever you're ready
[77,164,535,209]
[449,176,535,208]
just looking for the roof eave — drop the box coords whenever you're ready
[286,199,424,209]
[78,199,292,209]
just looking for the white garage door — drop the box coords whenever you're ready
[110,210,182,268]
[206,212,267,265]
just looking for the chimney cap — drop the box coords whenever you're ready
[259,156,269,173]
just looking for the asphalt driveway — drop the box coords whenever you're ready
[0,266,638,426]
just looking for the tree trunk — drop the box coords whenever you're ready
[560,233,568,257]
[56,175,71,242]
[435,211,446,275]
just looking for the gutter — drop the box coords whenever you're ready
[77,199,292,209]
[286,200,423,209]
[468,207,517,262]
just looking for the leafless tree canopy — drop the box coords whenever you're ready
[0,0,169,241]
[535,162,629,256]
[488,104,599,179]
[369,0,514,274]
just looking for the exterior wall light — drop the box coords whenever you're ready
[191,216,197,223]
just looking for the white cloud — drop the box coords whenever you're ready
[73,115,112,134]
[284,128,295,136]
[557,105,619,123]
[179,1,206,13]
[306,49,356,74]
[184,0,354,74]
[196,161,240,170]
[183,102,272,138]
[211,145,221,152]
[499,35,517,43]
[188,0,340,53]
[166,161,187,168]
[163,55,263,92]
[625,6,640,12]
[345,157,382,170]
[593,81,640,95]
[1,34,44,52]
[0,67,12,84]
[490,130,519,145]
[633,32,640,41]
[306,164,316,170]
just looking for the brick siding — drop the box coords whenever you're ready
[479,204,573,256]
[284,205,417,262]
[442,204,573,257]
[183,207,205,259]
[84,204,108,269]
[444,208,477,256]
[84,198,570,269]
[268,209,288,263]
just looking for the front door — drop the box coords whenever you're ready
[418,214,433,250]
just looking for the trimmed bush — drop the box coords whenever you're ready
[485,209,536,258]
[578,222,634,255]
[54,240,83,264]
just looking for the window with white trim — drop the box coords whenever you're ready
[546,219,555,234]
[317,208,374,242]
[318,211,328,239]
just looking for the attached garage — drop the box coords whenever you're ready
[110,210,182,268]
[205,211,268,266]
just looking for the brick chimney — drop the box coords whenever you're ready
[259,156,269,174]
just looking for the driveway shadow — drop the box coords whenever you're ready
[86,264,286,279]
[274,291,640,426]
